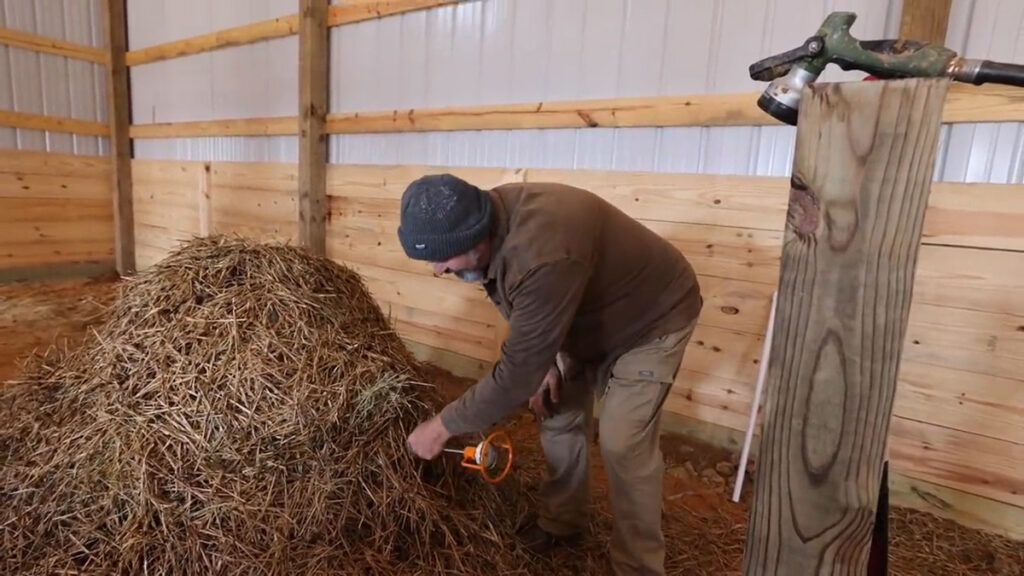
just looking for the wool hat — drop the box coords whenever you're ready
[397,173,494,262]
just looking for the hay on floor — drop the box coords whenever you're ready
[0,235,535,575]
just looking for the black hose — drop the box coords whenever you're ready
[973,60,1024,87]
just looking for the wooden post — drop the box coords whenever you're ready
[103,0,135,275]
[741,77,950,575]
[297,0,328,256]
[899,0,953,45]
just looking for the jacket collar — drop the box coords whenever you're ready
[485,189,509,282]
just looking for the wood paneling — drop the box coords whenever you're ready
[889,417,1024,508]
[0,110,109,137]
[208,162,298,243]
[131,158,1024,521]
[0,151,114,270]
[0,26,108,64]
[128,84,1024,138]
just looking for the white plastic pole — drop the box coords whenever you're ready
[732,290,778,503]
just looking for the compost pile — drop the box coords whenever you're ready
[0,236,533,575]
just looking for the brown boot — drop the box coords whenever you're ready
[515,518,581,555]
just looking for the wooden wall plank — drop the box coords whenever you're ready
[298,0,329,256]
[894,362,1024,446]
[924,182,1024,251]
[0,197,113,223]
[0,26,108,64]
[104,0,134,275]
[129,158,1024,518]
[525,168,790,230]
[125,0,460,67]
[641,220,783,285]
[0,173,110,200]
[0,110,109,136]
[914,245,1024,317]
[129,116,297,139]
[742,78,949,574]
[128,84,1024,138]
[209,163,298,243]
[0,151,115,272]
[327,163,524,198]
[889,417,1023,508]
[887,471,1024,541]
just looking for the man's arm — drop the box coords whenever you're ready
[439,257,589,436]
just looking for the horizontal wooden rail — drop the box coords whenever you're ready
[125,0,460,67]
[0,110,110,136]
[0,26,108,64]
[128,83,1024,138]
[129,116,296,138]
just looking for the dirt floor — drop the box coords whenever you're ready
[2,275,1022,575]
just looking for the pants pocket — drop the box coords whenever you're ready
[610,327,692,385]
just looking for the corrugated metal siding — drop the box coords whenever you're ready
[0,0,108,155]
[127,0,298,161]
[128,0,1022,183]
[938,0,1024,183]
[327,0,899,175]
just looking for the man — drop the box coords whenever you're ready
[399,173,702,576]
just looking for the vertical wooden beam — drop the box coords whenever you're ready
[899,0,953,45]
[741,77,950,575]
[104,0,135,275]
[298,0,328,255]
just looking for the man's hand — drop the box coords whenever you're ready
[528,364,561,420]
[407,414,452,460]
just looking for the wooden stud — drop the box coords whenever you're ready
[741,78,950,574]
[127,83,1024,139]
[0,26,108,64]
[0,110,110,136]
[104,0,135,275]
[899,0,953,45]
[129,116,297,138]
[297,0,329,256]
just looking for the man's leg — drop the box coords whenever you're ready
[531,354,595,541]
[598,322,696,576]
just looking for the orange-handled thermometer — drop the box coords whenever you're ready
[442,430,514,483]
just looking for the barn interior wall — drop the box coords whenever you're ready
[0,0,109,155]
[0,0,115,275]
[122,0,1024,184]
[1,0,1021,538]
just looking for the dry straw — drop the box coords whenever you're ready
[1,236,537,575]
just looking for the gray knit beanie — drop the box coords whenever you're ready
[397,174,493,262]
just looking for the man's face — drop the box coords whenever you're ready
[431,244,488,283]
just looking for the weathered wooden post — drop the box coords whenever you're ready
[741,77,950,575]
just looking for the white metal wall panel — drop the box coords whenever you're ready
[0,0,107,154]
[127,0,298,161]
[327,0,906,176]
[937,0,1024,184]
[126,0,1021,183]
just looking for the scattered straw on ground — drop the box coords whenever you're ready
[1,236,538,575]
[3,236,1021,575]
[0,274,117,382]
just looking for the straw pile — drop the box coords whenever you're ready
[0,236,534,575]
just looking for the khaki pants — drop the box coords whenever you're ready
[537,320,697,576]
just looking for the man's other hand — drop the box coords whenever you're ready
[528,364,561,419]
[407,414,452,459]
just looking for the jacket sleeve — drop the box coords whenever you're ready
[439,258,589,436]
